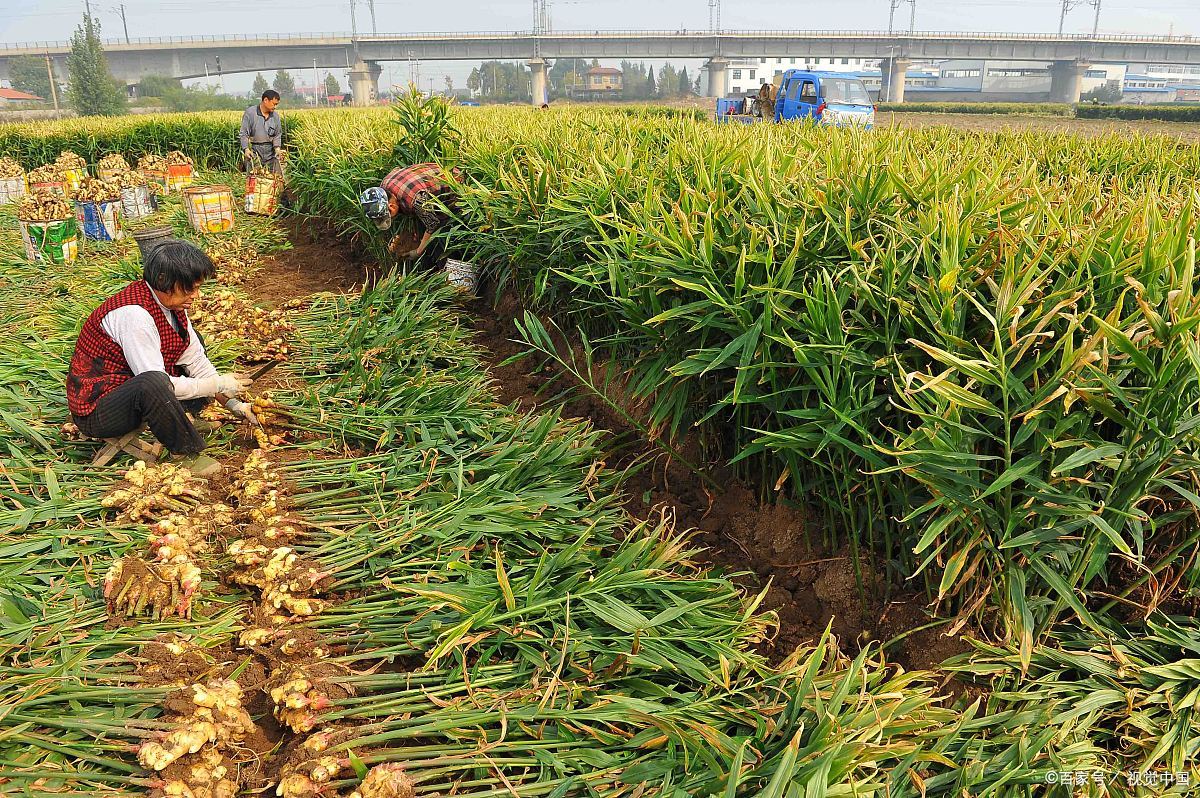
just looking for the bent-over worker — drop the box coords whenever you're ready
[358,162,459,264]
[66,241,258,477]
[240,89,283,175]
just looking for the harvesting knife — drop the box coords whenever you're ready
[249,360,280,382]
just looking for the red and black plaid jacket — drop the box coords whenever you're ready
[66,281,190,417]
[380,163,454,214]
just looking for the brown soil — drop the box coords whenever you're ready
[246,216,376,304]
[137,637,229,687]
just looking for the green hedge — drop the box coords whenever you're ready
[0,111,241,169]
[1075,103,1200,122]
[877,102,1073,116]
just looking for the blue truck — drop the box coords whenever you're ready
[775,70,876,128]
[715,70,876,129]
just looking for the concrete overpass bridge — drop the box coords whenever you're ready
[3,29,1200,105]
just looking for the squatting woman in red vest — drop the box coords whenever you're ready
[66,240,257,476]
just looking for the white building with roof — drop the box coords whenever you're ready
[725,55,882,95]
[1123,62,1200,86]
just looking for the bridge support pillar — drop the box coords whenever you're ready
[349,59,381,106]
[1049,60,1089,104]
[704,57,729,97]
[527,58,548,105]
[882,57,911,103]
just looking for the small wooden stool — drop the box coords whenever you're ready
[91,427,164,467]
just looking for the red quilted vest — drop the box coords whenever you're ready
[66,281,190,417]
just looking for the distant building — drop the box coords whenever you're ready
[572,66,622,99]
[1123,74,1177,103]
[295,82,349,106]
[1124,62,1200,87]
[726,56,881,95]
[0,87,44,106]
[1120,64,1200,103]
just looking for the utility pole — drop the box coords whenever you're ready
[107,4,130,43]
[314,59,320,105]
[368,0,377,34]
[888,0,915,35]
[350,0,358,38]
[533,0,549,58]
[407,50,420,90]
[533,0,552,35]
[708,0,721,33]
[44,53,60,111]
[1091,0,1101,36]
[1058,0,1078,36]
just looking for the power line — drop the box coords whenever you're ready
[108,4,130,43]
[888,0,917,33]
[1058,0,1102,35]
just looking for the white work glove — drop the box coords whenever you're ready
[194,373,251,398]
[224,399,261,427]
[216,373,251,396]
[242,147,253,160]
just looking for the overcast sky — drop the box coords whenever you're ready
[5,0,1200,93]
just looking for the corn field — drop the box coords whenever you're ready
[1,104,1199,796]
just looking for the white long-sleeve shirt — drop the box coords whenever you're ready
[99,282,219,400]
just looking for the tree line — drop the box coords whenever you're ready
[465,59,701,103]
[5,13,346,116]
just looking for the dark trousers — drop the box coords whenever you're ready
[414,234,447,271]
[74,371,207,455]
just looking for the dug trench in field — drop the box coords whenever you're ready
[467,289,974,672]
[262,267,1183,796]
